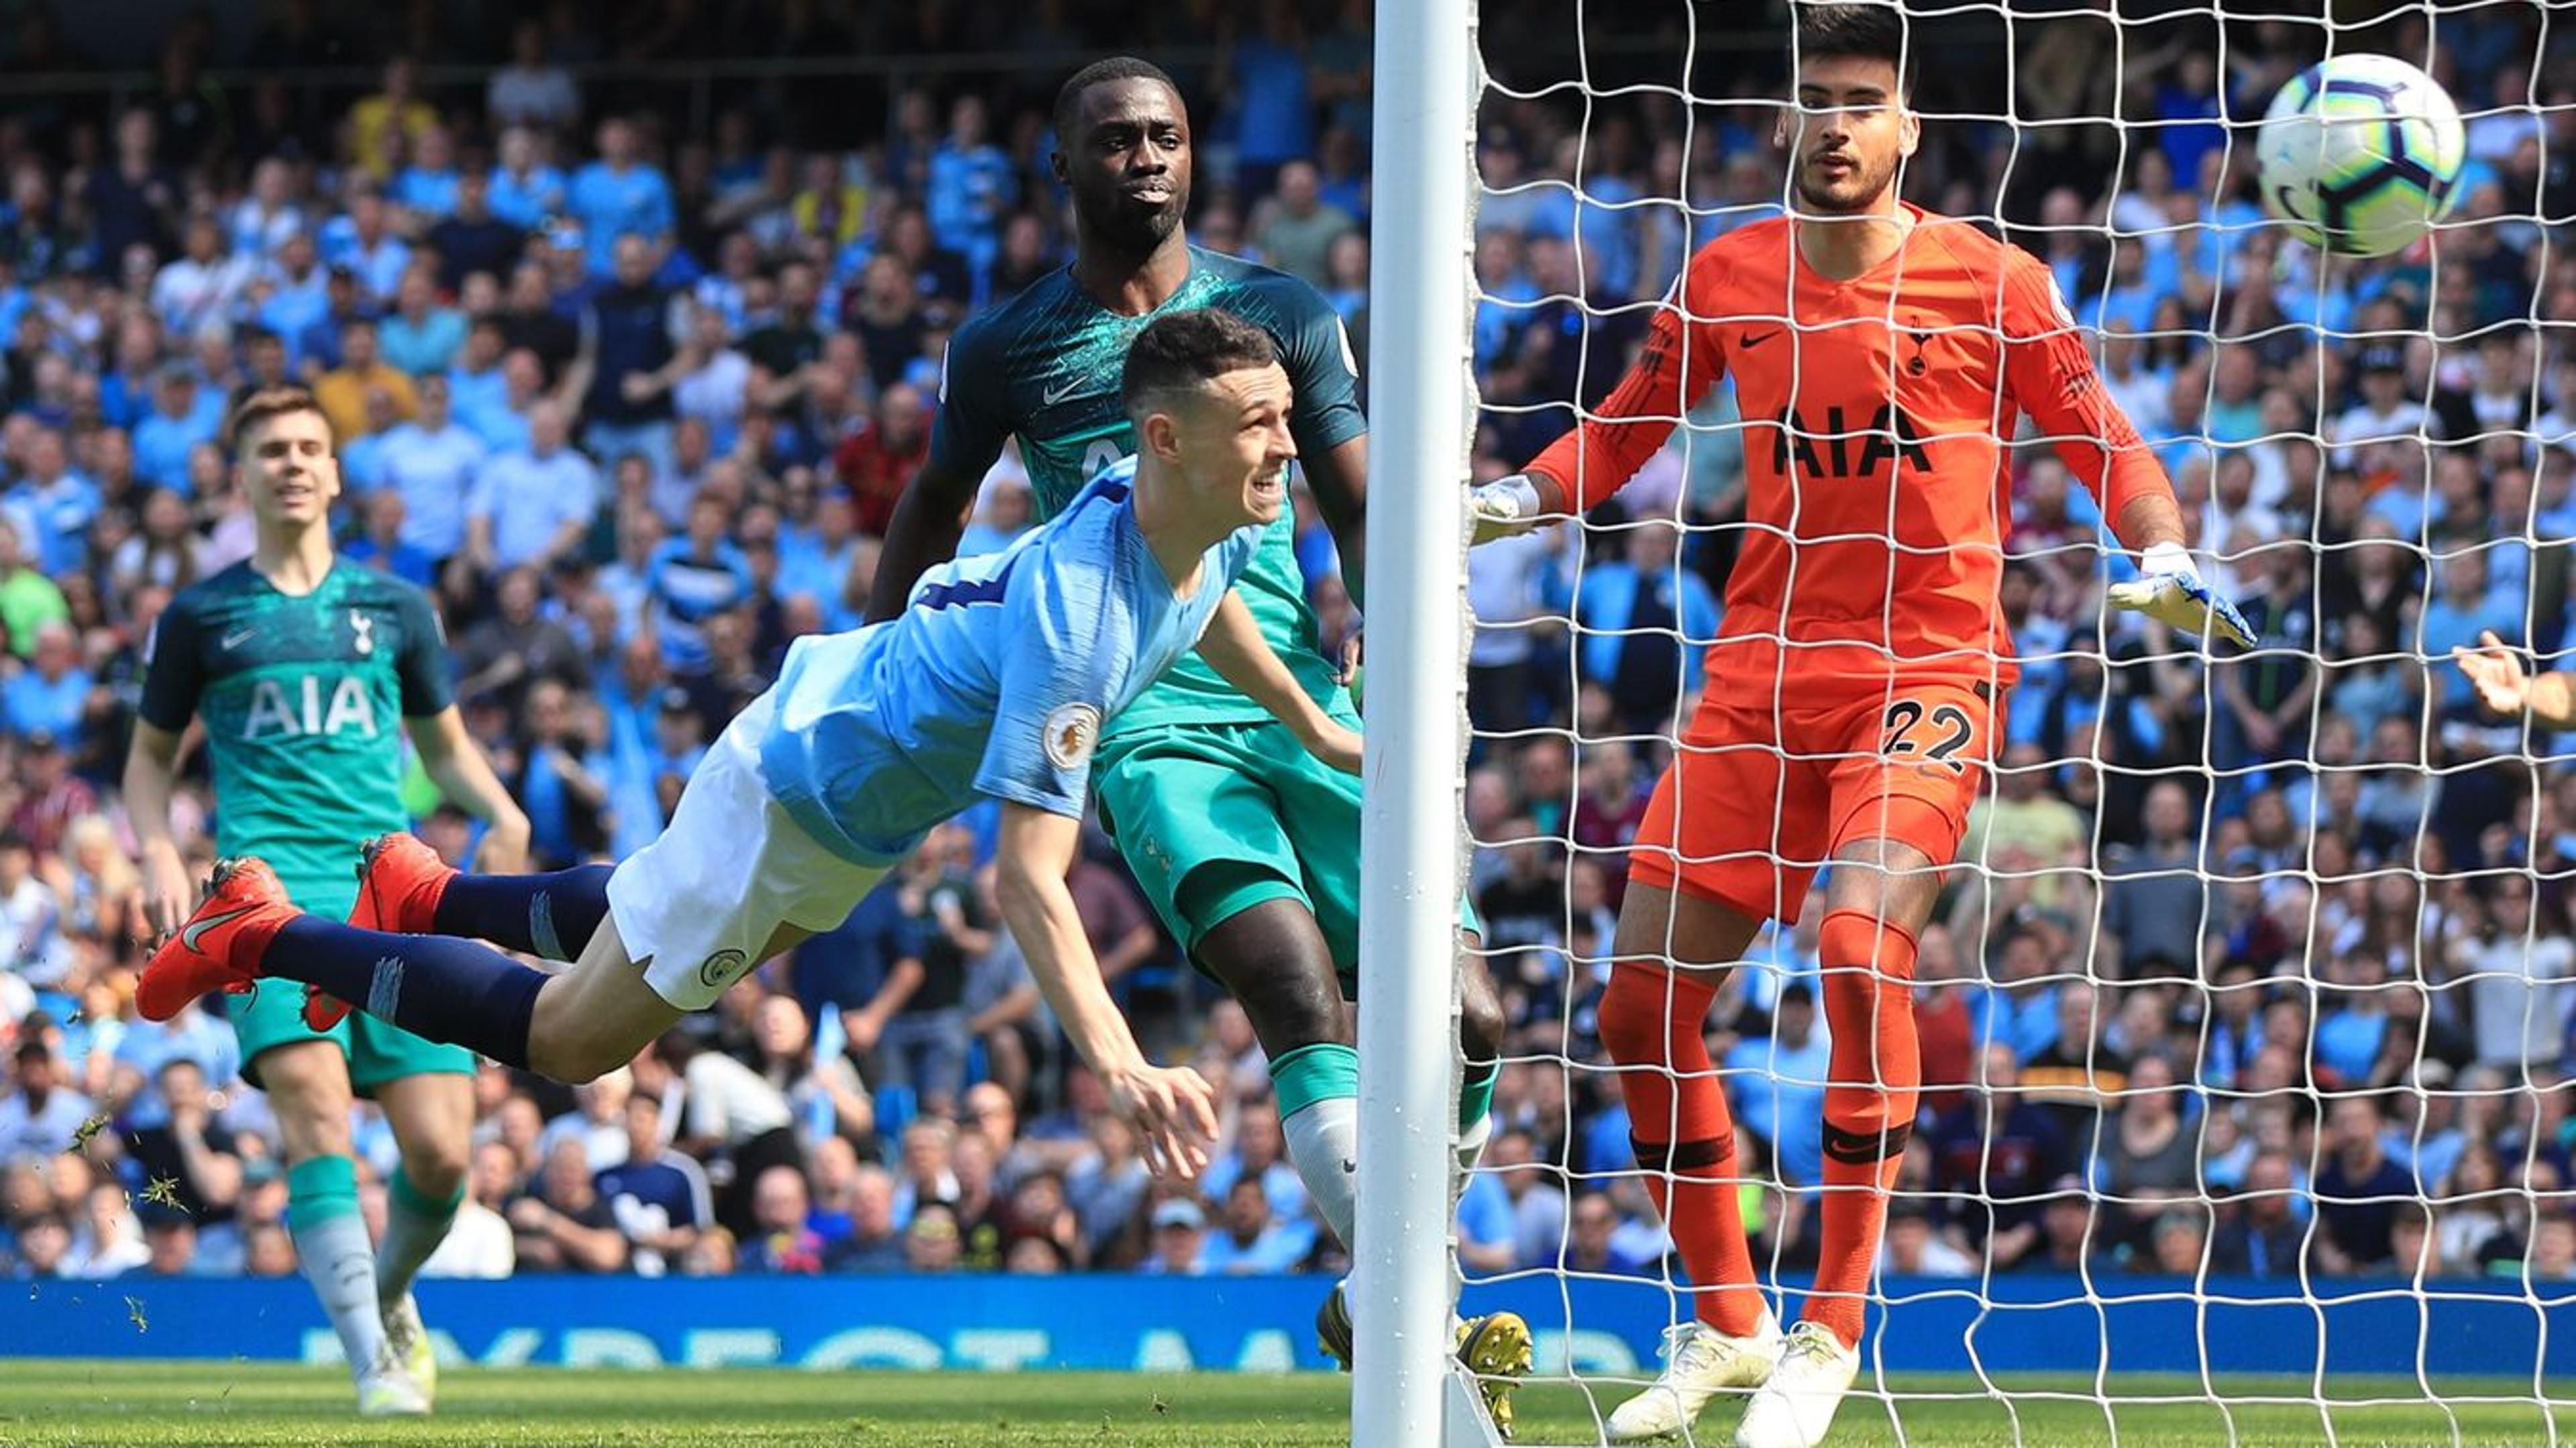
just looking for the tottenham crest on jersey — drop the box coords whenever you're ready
[1043,702,1102,770]
[350,609,376,656]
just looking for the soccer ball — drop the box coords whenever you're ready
[2255,54,2465,258]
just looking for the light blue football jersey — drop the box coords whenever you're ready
[758,458,1266,866]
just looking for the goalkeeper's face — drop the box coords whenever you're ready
[1782,55,1918,215]
[236,407,342,530]
[1059,79,1193,256]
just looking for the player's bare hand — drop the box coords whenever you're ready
[473,811,533,875]
[1301,719,1365,776]
[140,841,196,941]
[1104,1063,1220,1182]
[1338,627,1363,687]
[2455,629,2532,716]
[1468,474,1547,546]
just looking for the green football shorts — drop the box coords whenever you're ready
[1095,718,1481,998]
[227,874,476,1094]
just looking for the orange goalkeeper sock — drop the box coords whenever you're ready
[1808,909,1922,1349]
[1598,962,1767,1339]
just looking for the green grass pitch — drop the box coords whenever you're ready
[0,1362,2563,1445]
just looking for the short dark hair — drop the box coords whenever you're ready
[1054,56,1180,143]
[225,386,333,457]
[1794,3,1916,101]
[1120,309,1281,421]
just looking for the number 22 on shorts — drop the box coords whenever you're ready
[1879,697,1975,774]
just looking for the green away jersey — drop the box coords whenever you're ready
[140,560,453,914]
[925,246,1366,740]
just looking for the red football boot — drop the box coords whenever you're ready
[138,858,299,1022]
[306,833,462,1031]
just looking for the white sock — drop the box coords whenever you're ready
[376,1172,461,1309]
[1282,1094,1363,1253]
[292,1211,390,1374]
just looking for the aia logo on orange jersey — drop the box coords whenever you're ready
[1768,402,1932,481]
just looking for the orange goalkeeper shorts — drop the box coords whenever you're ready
[1627,672,2003,923]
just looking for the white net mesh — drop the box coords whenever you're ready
[1454,1,2576,1441]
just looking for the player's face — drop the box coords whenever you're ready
[1057,80,1192,254]
[237,407,343,529]
[1168,363,1297,527]
[1781,55,1917,215]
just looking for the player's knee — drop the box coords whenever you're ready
[403,1141,470,1200]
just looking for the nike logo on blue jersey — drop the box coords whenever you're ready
[220,627,257,650]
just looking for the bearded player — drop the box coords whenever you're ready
[1472,7,2251,1445]
[869,58,1529,1427]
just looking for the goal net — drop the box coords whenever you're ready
[1444,0,2576,1440]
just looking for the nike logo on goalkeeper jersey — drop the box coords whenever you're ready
[1741,329,1780,349]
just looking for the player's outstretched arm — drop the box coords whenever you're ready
[2458,629,2576,728]
[2099,494,2255,650]
[993,803,1220,1181]
[1195,590,1362,773]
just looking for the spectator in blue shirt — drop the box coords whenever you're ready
[317,191,411,306]
[390,125,462,225]
[1227,0,1318,199]
[5,427,99,578]
[925,95,1016,279]
[129,364,223,492]
[466,399,601,575]
[2421,550,2522,714]
[568,117,674,276]
[645,495,750,676]
[488,125,568,231]
[1573,521,1721,734]
[4,626,91,747]
[1193,1178,1316,1274]
[343,487,437,589]
[1725,983,1831,1190]
[379,268,468,376]
[370,372,486,562]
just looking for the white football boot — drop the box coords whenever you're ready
[354,1337,431,1418]
[1604,1312,1782,1442]
[1733,1321,1861,1448]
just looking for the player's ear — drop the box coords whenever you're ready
[1140,409,1185,466]
[1050,148,1070,188]
[1898,105,1921,159]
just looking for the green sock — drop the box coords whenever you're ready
[286,1155,388,1374]
[376,1166,464,1308]
[1458,1057,1498,1137]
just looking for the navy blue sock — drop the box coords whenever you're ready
[432,865,614,961]
[263,918,544,1069]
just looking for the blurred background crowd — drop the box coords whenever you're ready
[1,0,2575,1295]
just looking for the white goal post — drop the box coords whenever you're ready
[1352,0,1482,1443]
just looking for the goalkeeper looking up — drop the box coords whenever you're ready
[1472,6,2251,1444]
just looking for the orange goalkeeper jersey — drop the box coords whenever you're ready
[1527,203,2171,691]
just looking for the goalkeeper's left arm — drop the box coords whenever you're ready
[1995,255,2253,649]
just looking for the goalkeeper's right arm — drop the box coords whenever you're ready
[1473,301,1719,541]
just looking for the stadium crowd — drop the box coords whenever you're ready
[2,0,2576,1296]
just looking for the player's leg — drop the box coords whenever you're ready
[1601,709,1823,1444]
[1737,680,1992,1448]
[365,1064,474,1400]
[347,829,616,959]
[1095,735,1369,1259]
[248,1033,421,1416]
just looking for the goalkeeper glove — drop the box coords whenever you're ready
[2106,541,2256,649]
[1468,473,1547,544]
